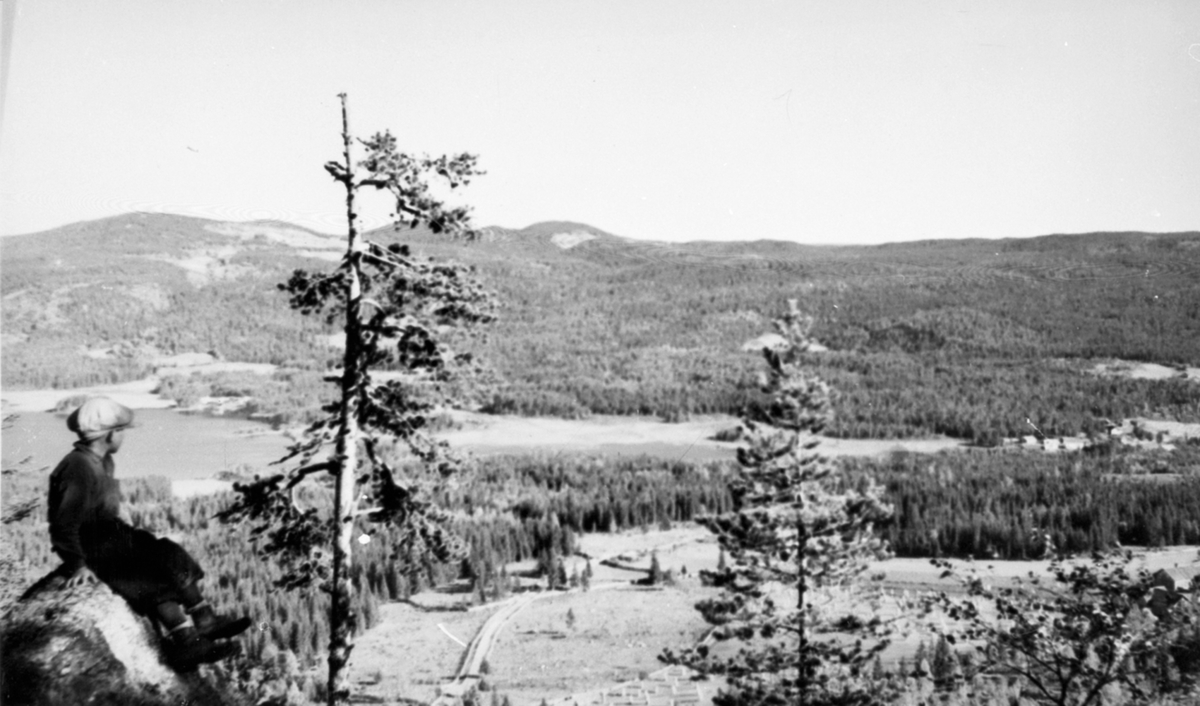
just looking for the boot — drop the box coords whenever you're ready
[164,625,240,671]
[188,602,252,641]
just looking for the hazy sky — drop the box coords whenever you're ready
[1,1,1198,244]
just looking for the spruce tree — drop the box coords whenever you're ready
[648,551,663,586]
[931,634,954,683]
[662,300,893,706]
[581,560,593,592]
[554,557,568,590]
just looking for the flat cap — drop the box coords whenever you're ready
[67,397,136,440]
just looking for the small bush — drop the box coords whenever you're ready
[709,427,742,442]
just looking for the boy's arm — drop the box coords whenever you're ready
[49,466,92,574]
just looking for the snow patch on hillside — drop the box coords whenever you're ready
[121,283,171,310]
[551,231,596,249]
[1091,359,1199,382]
[205,222,342,251]
[145,245,250,286]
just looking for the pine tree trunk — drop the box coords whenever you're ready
[328,92,362,706]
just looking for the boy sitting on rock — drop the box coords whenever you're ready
[48,397,250,670]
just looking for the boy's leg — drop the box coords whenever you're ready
[155,600,239,670]
[155,537,250,640]
[181,581,251,640]
[155,601,189,631]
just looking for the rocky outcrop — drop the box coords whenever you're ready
[1,572,245,706]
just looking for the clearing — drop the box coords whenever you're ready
[1090,358,1200,382]
[348,525,725,706]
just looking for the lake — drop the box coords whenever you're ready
[1,407,739,484]
[1,409,292,480]
[3,406,967,485]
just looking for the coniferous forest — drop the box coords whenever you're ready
[2,215,1198,441]
[843,441,1200,558]
[6,438,1200,697]
[1,454,732,674]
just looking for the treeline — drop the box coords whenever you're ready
[842,443,1200,559]
[810,351,1200,440]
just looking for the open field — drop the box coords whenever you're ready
[347,601,496,704]
[340,526,726,706]
[872,545,1200,593]
[485,586,713,706]
[347,583,720,706]
[439,411,972,460]
[342,526,1200,705]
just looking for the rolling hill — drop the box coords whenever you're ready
[2,212,1198,440]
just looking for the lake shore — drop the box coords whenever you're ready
[0,377,177,414]
[8,371,1197,504]
[2,379,969,474]
[39,376,1200,505]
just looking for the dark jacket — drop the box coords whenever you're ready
[47,444,203,610]
[48,444,122,573]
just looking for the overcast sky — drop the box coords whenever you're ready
[1,1,1198,244]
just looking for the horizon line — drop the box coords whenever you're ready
[3,209,1198,248]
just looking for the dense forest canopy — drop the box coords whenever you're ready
[2,214,1198,440]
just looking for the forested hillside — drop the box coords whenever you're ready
[3,213,1198,440]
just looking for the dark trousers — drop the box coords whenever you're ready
[78,519,205,614]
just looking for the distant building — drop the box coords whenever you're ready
[740,333,788,352]
[1153,566,1200,594]
[1146,565,1200,619]
[739,333,827,353]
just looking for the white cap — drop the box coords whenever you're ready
[67,397,136,440]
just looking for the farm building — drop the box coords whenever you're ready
[1153,566,1200,594]
[1146,565,1200,619]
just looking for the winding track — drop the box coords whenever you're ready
[430,535,714,705]
[428,592,542,706]
[458,593,539,679]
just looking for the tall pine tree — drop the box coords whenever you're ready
[219,94,493,705]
